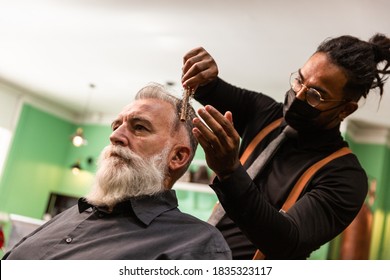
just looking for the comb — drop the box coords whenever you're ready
[180,87,194,121]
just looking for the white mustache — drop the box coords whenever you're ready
[101,145,140,163]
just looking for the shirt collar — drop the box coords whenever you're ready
[78,190,178,226]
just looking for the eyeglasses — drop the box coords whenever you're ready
[289,71,346,107]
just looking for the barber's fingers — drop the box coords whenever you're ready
[193,107,239,163]
[182,47,218,89]
[200,106,240,146]
[182,47,211,72]
[192,113,221,146]
[192,117,218,154]
[224,111,233,123]
[192,107,240,178]
[182,47,204,66]
[182,62,217,90]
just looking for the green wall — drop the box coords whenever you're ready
[0,104,74,218]
[0,104,113,219]
[380,147,390,259]
[331,134,390,260]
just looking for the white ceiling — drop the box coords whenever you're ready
[1,0,390,126]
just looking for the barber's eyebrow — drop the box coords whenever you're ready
[298,69,329,96]
[298,69,304,79]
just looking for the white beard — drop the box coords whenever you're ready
[85,145,169,208]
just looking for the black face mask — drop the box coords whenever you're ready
[283,89,345,132]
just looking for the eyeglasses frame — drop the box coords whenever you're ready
[289,71,346,107]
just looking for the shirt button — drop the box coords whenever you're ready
[65,237,72,243]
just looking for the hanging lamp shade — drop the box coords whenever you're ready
[70,160,82,175]
[70,83,95,147]
[70,127,87,147]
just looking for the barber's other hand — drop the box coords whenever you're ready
[192,105,241,180]
[182,47,219,91]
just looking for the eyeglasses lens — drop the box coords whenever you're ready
[306,89,321,107]
[291,77,301,93]
[290,72,322,107]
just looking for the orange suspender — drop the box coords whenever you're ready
[239,118,283,164]
[279,146,352,213]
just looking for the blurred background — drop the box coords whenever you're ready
[0,0,389,259]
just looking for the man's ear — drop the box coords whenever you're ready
[340,101,358,121]
[168,145,191,172]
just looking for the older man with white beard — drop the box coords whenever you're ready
[3,83,232,260]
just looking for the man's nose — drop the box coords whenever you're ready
[109,125,129,146]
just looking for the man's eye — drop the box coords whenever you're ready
[134,124,147,131]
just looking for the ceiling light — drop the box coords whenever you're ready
[70,160,82,175]
[70,83,95,147]
[70,157,94,175]
[71,128,87,147]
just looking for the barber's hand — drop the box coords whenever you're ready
[192,105,241,180]
[182,47,219,91]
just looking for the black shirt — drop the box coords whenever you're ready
[3,190,231,260]
[195,78,368,259]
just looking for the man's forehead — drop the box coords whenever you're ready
[118,99,173,119]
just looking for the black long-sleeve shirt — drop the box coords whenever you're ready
[195,78,368,259]
[3,190,231,260]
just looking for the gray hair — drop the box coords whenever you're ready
[135,83,198,173]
